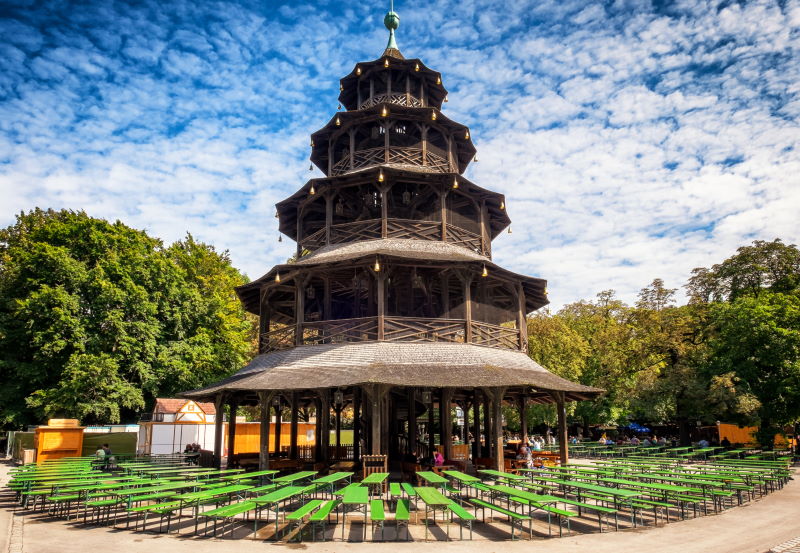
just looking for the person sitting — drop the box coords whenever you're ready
[531,437,543,451]
[721,436,731,449]
[630,436,640,446]
[95,445,106,468]
[697,438,710,448]
[641,437,651,446]
[516,444,533,469]
[658,436,667,446]
[433,450,444,467]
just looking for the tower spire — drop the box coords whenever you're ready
[383,1,403,59]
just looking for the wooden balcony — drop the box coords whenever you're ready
[330,146,450,176]
[260,316,521,354]
[359,93,424,109]
[300,218,483,254]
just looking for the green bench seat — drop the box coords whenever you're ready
[389,482,403,498]
[308,499,341,541]
[394,498,411,541]
[447,501,476,540]
[370,499,386,540]
[285,499,325,542]
[400,483,417,497]
[469,498,530,540]
[557,496,617,531]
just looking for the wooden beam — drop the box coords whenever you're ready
[552,391,569,466]
[295,275,306,346]
[363,384,389,455]
[320,390,331,461]
[213,394,226,469]
[353,387,361,461]
[519,395,528,442]
[517,283,529,352]
[325,192,333,245]
[490,387,506,472]
[471,389,480,461]
[408,387,417,455]
[273,395,282,455]
[464,275,473,344]
[289,391,299,460]
[258,391,275,470]
[442,388,453,461]
[227,398,238,468]
[482,391,491,458]
[376,271,386,341]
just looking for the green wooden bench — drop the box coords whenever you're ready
[285,499,325,541]
[370,499,386,541]
[198,500,259,537]
[389,482,403,500]
[308,499,341,541]
[557,497,617,531]
[394,498,411,541]
[531,502,577,537]
[446,501,475,540]
[400,482,417,498]
[469,497,531,540]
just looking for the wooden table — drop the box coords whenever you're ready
[341,485,369,541]
[414,486,452,540]
[361,471,389,497]
[416,471,449,487]
[272,470,318,485]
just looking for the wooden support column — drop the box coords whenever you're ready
[380,184,388,238]
[313,395,323,462]
[517,283,529,352]
[439,190,447,241]
[258,288,270,354]
[353,388,361,461]
[482,391,491,457]
[213,394,226,469]
[519,395,528,442]
[490,387,506,472]
[427,391,435,455]
[408,388,417,455]
[227,398,238,468]
[376,270,386,341]
[289,392,299,460]
[323,276,331,320]
[442,388,453,461]
[273,395,282,455]
[334,404,342,458]
[363,384,388,455]
[471,390,480,461]
[325,193,333,245]
[296,206,303,259]
[384,119,390,162]
[258,391,275,470]
[552,391,569,466]
[370,78,374,102]
[405,73,410,104]
[320,390,331,462]
[464,275,473,344]
[349,130,355,171]
[422,125,428,167]
[295,276,306,346]
[479,200,488,256]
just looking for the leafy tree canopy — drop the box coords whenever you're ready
[0,209,256,428]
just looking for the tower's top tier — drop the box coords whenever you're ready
[338,7,448,111]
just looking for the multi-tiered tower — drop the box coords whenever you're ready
[185,9,600,470]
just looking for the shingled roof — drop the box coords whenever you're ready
[181,342,602,403]
[153,398,216,415]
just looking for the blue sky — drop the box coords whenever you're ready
[1,0,798,309]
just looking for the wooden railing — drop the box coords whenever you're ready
[330,146,451,176]
[301,219,482,255]
[384,317,465,343]
[302,316,379,345]
[260,325,296,353]
[470,321,520,350]
[260,317,521,354]
[360,93,423,109]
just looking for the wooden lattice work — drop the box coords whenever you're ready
[359,93,423,110]
[331,146,450,176]
[260,325,296,353]
[330,219,382,243]
[383,316,466,343]
[470,321,520,350]
[302,316,379,345]
[386,219,442,241]
[445,223,482,253]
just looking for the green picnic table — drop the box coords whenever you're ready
[310,471,353,495]
[272,470,318,485]
[171,483,253,534]
[416,471,449,487]
[361,472,390,497]
[341,484,369,541]
[221,469,278,484]
[252,485,310,538]
[442,470,480,492]
[477,469,527,482]
[551,478,641,510]
[414,486,452,540]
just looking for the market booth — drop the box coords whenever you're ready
[34,419,84,463]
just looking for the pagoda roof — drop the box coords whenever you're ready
[338,56,447,111]
[180,342,603,403]
[235,238,548,315]
[310,103,476,174]
[276,166,510,240]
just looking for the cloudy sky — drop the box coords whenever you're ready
[1,0,798,310]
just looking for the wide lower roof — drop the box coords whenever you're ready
[181,342,603,403]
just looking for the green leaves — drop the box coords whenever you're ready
[0,209,257,427]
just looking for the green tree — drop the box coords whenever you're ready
[0,209,256,427]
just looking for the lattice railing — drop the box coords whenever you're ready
[302,316,379,345]
[330,219,382,243]
[301,227,327,252]
[330,146,450,176]
[470,321,520,350]
[386,219,442,241]
[359,94,423,109]
[384,317,466,343]
[260,326,296,353]
[445,223,482,253]
[260,317,521,353]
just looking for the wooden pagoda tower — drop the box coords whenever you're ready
[183,8,601,471]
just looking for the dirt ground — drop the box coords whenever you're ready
[2,459,798,553]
